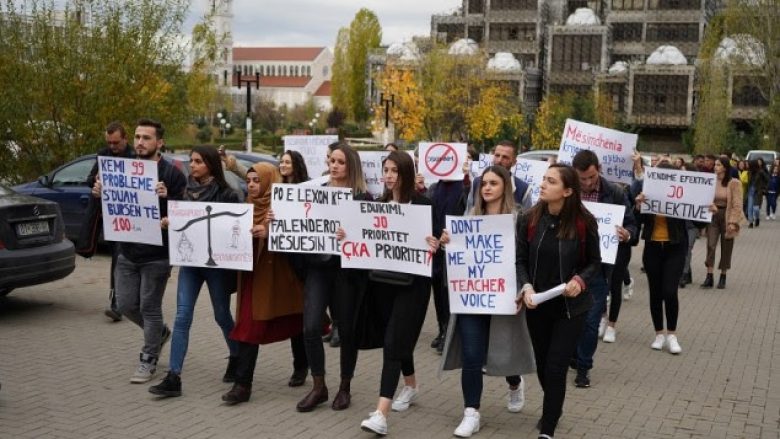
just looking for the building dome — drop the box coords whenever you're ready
[387,41,421,61]
[448,38,479,56]
[714,35,765,66]
[646,45,688,65]
[487,52,522,72]
[565,8,601,26]
[608,61,629,74]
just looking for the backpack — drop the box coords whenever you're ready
[526,215,587,266]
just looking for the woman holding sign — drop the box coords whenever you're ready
[517,164,601,439]
[356,151,440,435]
[220,163,306,404]
[297,143,370,413]
[438,165,536,438]
[149,146,241,397]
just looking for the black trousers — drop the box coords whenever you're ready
[526,304,586,437]
[642,241,685,332]
[431,256,450,333]
[235,341,259,387]
[606,244,631,322]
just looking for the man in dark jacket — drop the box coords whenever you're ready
[87,122,136,322]
[92,118,186,384]
[571,150,638,388]
[466,140,532,212]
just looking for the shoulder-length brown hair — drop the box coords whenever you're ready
[527,164,595,240]
[472,166,515,215]
[331,143,367,194]
[380,151,416,203]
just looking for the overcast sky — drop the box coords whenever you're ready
[185,0,460,48]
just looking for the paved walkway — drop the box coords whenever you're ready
[1,221,779,439]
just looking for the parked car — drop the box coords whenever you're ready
[518,150,558,162]
[0,184,75,296]
[12,151,265,241]
[745,150,778,171]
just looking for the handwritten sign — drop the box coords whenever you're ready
[284,135,338,178]
[269,184,352,255]
[446,214,517,315]
[640,167,715,222]
[419,142,467,182]
[167,201,254,271]
[358,151,391,199]
[469,153,492,179]
[98,157,161,246]
[583,201,625,265]
[339,201,433,276]
[557,119,637,185]
[513,158,550,205]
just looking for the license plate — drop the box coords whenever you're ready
[16,220,50,237]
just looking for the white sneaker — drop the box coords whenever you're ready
[506,381,525,412]
[603,326,616,343]
[454,408,480,437]
[130,361,157,384]
[391,385,418,412]
[667,335,682,354]
[651,334,666,350]
[360,411,388,435]
[597,317,607,338]
[772,214,776,220]
[767,215,771,221]
[622,278,634,300]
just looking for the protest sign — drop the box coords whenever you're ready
[513,158,550,205]
[583,201,625,265]
[418,142,467,182]
[445,214,517,315]
[358,151,391,199]
[339,201,433,276]
[640,166,716,222]
[469,153,492,179]
[98,157,162,246]
[284,135,338,178]
[167,201,254,271]
[557,119,637,185]
[269,183,353,255]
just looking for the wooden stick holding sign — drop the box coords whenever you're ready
[640,167,716,222]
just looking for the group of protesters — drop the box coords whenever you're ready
[90,119,760,439]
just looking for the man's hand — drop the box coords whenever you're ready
[616,225,630,242]
[156,181,168,198]
[91,180,102,198]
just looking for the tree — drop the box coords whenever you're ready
[465,84,524,145]
[372,67,425,141]
[0,0,210,182]
[532,93,573,149]
[330,27,350,113]
[346,9,382,122]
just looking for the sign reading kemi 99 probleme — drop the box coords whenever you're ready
[339,201,433,277]
[557,119,637,185]
[167,201,254,271]
[640,167,716,222]
[269,183,352,255]
[445,214,517,315]
[98,157,162,246]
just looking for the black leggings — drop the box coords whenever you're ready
[605,244,632,322]
[235,341,259,387]
[526,304,586,437]
[642,241,685,332]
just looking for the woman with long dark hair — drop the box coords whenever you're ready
[516,164,601,439]
[279,150,310,185]
[356,151,439,435]
[296,143,369,413]
[149,145,241,397]
[439,165,535,438]
[701,157,744,289]
[746,159,768,228]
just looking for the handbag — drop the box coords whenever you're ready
[75,195,102,258]
[368,270,414,286]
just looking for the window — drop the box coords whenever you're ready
[611,0,644,10]
[52,159,94,187]
[468,26,484,43]
[468,0,484,14]
[646,23,698,42]
[733,79,769,107]
[491,0,536,10]
[613,23,643,42]
[632,75,689,115]
[648,0,699,10]
[567,0,590,14]
[550,34,602,72]
[490,23,536,41]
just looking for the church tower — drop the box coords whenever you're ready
[211,0,233,85]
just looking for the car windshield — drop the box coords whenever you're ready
[0,184,15,195]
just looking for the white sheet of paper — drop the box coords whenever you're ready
[529,283,566,306]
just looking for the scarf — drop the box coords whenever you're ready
[185,175,219,201]
[247,162,282,225]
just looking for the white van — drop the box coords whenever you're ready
[745,150,778,171]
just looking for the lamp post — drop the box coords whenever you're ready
[310,112,321,135]
[380,93,394,128]
[219,119,231,138]
[227,68,261,153]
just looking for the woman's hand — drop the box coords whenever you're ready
[439,229,451,246]
[709,204,718,213]
[415,173,426,191]
[156,181,168,198]
[425,236,439,253]
[515,291,526,313]
[161,217,169,230]
[336,227,346,241]
[727,223,738,233]
[634,192,646,210]
[564,278,582,298]
[252,224,267,239]
[267,209,275,222]
[523,289,537,309]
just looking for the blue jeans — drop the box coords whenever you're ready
[169,266,238,374]
[575,273,609,371]
[458,314,491,409]
[747,187,760,222]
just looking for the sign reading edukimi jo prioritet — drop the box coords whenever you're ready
[557,119,637,185]
[98,157,161,246]
[339,201,433,276]
[640,167,716,222]
[269,184,353,255]
[445,215,517,315]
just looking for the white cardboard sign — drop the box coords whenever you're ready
[418,142,467,182]
[513,158,550,205]
[269,183,352,255]
[339,201,433,276]
[358,151,391,199]
[167,201,254,271]
[557,119,637,185]
[284,135,338,179]
[98,157,162,246]
[446,214,517,315]
[583,201,625,265]
[639,167,716,222]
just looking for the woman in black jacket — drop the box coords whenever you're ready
[516,164,601,439]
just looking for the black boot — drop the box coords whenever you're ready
[329,326,341,348]
[685,271,693,285]
[717,274,726,289]
[148,371,182,397]
[223,356,239,383]
[700,273,714,289]
[756,218,760,227]
[221,383,251,404]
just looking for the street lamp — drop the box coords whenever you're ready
[226,68,261,153]
[380,93,395,128]
[219,118,231,138]
[310,112,321,135]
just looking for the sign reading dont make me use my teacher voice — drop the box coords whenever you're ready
[98,157,161,246]
[640,167,716,222]
[445,214,517,315]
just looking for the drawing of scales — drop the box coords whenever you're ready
[174,205,248,266]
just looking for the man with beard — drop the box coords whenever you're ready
[92,118,186,383]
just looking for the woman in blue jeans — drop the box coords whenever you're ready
[439,166,536,438]
[149,145,241,397]
[746,159,768,228]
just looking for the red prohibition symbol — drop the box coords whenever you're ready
[424,143,458,177]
